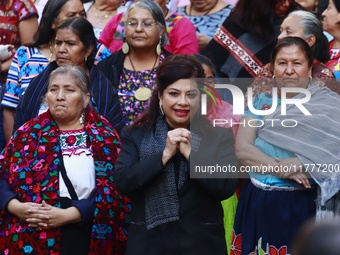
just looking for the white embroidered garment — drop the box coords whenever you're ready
[59,129,95,199]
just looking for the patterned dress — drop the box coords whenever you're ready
[325,40,340,81]
[0,0,37,47]
[0,108,129,254]
[176,4,233,40]
[118,54,165,125]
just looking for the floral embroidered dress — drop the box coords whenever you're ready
[119,54,165,125]
[0,0,37,47]
[0,108,129,254]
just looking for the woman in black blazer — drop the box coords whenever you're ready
[114,55,238,255]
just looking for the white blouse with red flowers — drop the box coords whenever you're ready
[58,128,95,200]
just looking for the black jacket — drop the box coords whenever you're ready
[114,121,238,255]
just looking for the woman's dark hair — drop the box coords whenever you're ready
[32,0,72,47]
[56,17,97,68]
[333,0,340,12]
[192,54,216,76]
[271,36,314,68]
[131,55,205,129]
[288,10,329,63]
[229,0,301,41]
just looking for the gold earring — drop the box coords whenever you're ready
[156,38,162,56]
[122,41,130,54]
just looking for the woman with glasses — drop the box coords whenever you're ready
[97,0,171,125]
[99,0,198,54]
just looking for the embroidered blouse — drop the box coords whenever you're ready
[59,129,95,200]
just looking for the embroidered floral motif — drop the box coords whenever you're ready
[59,129,87,153]
[230,230,242,255]
[65,135,76,146]
[230,234,290,255]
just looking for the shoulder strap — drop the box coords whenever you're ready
[59,154,78,200]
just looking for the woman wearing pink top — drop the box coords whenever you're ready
[99,0,198,54]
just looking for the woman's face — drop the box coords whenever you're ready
[322,0,340,34]
[295,0,318,12]
[53,0,86,28]
[55,28,93,68]
[96,0,122,6]
[159,79,200,128]
[273,45,312,90]
[275,0,293,18]
[202,63,215,86]
[190,0,215,10]
[153,0,166,8]
[278,16,305,40]
[125,7,164,50]
[47,74,90,126]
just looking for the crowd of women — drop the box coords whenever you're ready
[0,0,340,254]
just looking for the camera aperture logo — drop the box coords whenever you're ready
[200,83,312,128]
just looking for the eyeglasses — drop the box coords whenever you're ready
[126,19,157,30]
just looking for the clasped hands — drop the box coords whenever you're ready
[8,199,76,230]
[162,128,191,165]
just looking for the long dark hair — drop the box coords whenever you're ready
[333,0,340,12]
[229,0,301,41]
[56,17,97,68]
[131,55,205,129]
[32,0,72,47]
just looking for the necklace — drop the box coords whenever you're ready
[188,0,218,16]
[128,55,158,101]
[92,5,114,25]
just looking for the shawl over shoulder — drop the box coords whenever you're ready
[0,108,129,254]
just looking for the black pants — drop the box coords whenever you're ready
[60,197,92,255]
